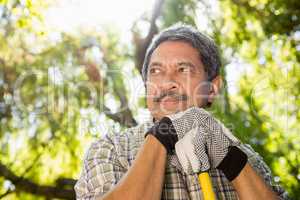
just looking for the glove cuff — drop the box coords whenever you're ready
[217,146,248,181]
[145,117,178,154]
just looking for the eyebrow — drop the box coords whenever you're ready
[149,62,163,68]
[149,61,196,68]
[177,61,196,68]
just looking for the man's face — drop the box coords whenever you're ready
[146,41,210,120]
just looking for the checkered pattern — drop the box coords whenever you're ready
[175,126,210,173]
[168,107,240,171]
[75,118,290,200]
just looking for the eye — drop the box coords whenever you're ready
[149,67,161,74]
[178,65,192,73]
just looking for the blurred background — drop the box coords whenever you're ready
[0,0,299,199]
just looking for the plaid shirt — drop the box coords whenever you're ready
[75,120,289,200]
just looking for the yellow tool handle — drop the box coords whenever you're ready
[198,172,216,200]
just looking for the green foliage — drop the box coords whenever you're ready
[161,0,197,27]
[211,0,300,198]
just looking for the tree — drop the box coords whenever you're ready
[210,0,300,198]
[0,0,166,198]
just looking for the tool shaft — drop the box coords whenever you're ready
[198,172,216,200]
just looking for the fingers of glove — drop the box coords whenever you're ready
[175,126,212,173]
[183,131,200,173]
[193,127,210,171]
[201,114,240,145]
[175,129,198,173]
[203,125,231,167]
[175,140,189,173]
[167,107,201,121]
[168,112,195,139]
[167,107,208,139]
[219,123,240,145]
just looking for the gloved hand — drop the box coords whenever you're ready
[145,106,239,157]
[144,106,211,154]
[145,117,178,154]
[168,107,248,181]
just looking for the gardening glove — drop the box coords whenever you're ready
[144,106,210,154]
[169,107,248,181]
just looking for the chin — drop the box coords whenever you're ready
[149,101,204,120]
[151,107,186,121]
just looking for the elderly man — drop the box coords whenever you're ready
[75,24,289,199]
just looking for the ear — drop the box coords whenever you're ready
[207,75,222,104]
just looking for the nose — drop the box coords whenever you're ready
[159,80,178,92]
[159,71,179,92]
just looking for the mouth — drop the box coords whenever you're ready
[160,96,179,103]
[158,96,183,108]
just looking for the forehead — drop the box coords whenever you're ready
[149,41,201,64]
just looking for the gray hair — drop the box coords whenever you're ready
[141,24,221,82]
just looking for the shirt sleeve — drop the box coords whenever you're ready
[74,135,126,200]
[240,144,290,200]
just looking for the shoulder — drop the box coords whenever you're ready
[85,120,154,168]
[101,120,153,150]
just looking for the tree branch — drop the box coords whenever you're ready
[77,47,137,127]
[0,189,14,199]
[0,162,75,199]
[103,105,137,127]
[134,0,165,74]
